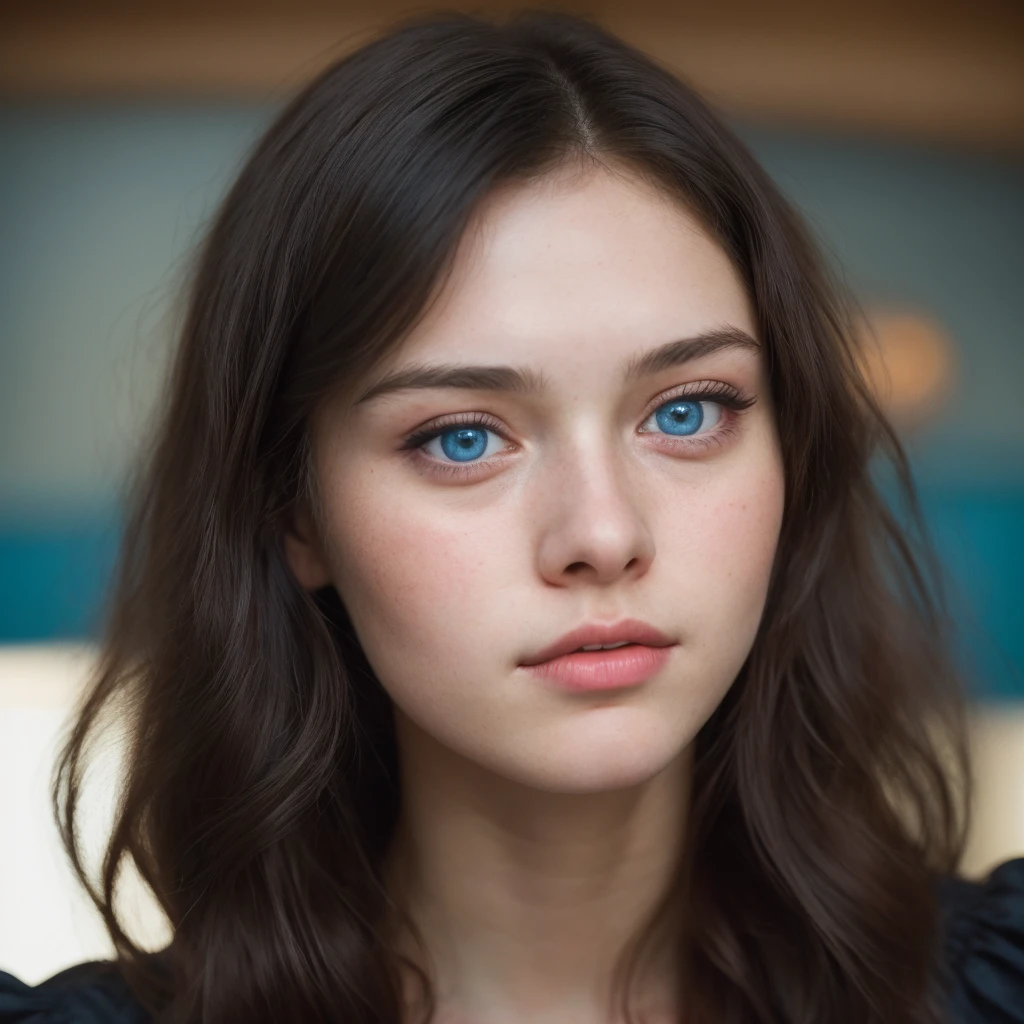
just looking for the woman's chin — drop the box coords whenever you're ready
[479,732,690,796]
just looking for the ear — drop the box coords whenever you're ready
[283,499,334,591]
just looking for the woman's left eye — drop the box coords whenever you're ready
[638,397,723,438]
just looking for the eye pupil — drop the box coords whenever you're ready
[655,400,703,436]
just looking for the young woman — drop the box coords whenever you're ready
[2,10,1022,1024]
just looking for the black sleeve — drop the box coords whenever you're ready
[0,960,151,1023]
[938,856,1024,1023]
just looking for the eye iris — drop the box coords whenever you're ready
[655,400,703,436]
[440,427,488,462]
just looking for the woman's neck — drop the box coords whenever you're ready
[383,711,691,1023]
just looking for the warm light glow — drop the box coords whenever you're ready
[856,309,955,430]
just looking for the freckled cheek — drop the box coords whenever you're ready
[659,469,784,625]
[325,479,507,653]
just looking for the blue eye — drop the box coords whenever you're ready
[423,425,503,463]
[644,398,723,437]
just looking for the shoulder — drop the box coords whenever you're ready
[937,856,1024,1023]
[0,960,153,1024]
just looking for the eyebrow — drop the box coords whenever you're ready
[353,326,760,405]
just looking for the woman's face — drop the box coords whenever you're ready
[290,163,785,794]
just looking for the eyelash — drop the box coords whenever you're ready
[399,381,757,480]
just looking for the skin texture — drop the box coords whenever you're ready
[285,163,786,1022]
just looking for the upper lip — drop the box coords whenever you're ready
[519,618,675,666]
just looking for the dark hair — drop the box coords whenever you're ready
[54,9,971,1023]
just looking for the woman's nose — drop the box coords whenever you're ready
[532,445,655,587]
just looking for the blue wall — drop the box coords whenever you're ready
[1,106,1021,698]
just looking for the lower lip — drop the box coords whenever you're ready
[521,644,675,692]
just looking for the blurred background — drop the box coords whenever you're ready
[1,0,1022,985]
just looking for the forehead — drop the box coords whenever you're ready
[392,165,755,372]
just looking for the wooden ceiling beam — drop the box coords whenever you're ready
[1,13,1021,152]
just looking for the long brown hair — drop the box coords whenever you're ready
[53,10,971,1022]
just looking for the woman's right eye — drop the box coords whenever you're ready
[399,412,516,479]
[419,424,507,465]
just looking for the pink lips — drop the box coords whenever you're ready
[518,618,676,692]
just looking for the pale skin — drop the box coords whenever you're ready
[285,161,786,1023]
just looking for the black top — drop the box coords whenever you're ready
[2,858,1023,1022]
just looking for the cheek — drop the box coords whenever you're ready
[665,455,785,652]
[320,467,509,671]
